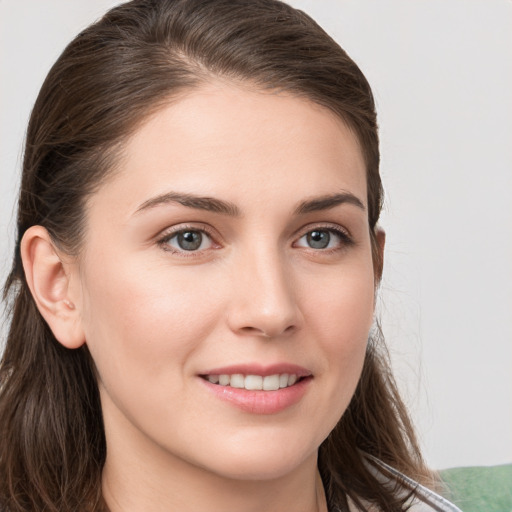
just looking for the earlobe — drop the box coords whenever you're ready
[20,226,85,349]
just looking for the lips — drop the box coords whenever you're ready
[199,364,312,414]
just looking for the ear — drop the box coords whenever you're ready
[20,226,85,349]
[373,227,386,284]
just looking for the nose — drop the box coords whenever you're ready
[226,246,303,339]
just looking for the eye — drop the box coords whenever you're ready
[295,228,351,250]
[160,229,213,253]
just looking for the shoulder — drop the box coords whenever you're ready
[363,456,462,512]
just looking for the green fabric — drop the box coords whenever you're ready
[440,464,512,512]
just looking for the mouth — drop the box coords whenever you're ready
[200,373,307,391]
[198,365,313,414]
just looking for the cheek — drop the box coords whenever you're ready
[303,259,376,347]
[300,259,375,417]
[78,258,222,385]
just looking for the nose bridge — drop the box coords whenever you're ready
[228,239,300,338]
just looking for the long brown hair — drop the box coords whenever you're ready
[1,1,432,510]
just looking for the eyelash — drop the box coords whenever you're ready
[156,223,354,256]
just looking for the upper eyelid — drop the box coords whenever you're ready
[294,222,352,239]
[156,223,217,241]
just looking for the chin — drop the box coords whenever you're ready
[211,453,314,482]
[197,430,321,481]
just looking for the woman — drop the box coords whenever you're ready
[0,1,461,511]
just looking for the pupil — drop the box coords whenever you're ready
[307,230,330,249]
[178,231,202,251]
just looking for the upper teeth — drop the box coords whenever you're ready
[206,373,298,391]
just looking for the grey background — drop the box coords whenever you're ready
[1,0,511,469]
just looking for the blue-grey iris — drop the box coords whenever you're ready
[307,230,330,249]
[177,231,203,251]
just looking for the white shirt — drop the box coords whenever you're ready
[346,456,463,512]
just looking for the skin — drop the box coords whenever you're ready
[22,82,383,512]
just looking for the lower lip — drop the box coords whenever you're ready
[200,377,312,415]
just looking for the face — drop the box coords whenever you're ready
[72,82,378,481]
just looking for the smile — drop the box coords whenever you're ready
[199,364,313,413]
[203,373,300,391]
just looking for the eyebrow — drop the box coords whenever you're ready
[135,192,241,217]
[134,190,365,217]
[294,192,365,214]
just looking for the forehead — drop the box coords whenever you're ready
[88,82,367,219]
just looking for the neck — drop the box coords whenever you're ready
[101,415,327,512]
[99,380,330,512]
[99,382,329,512]
[102,449,327,512]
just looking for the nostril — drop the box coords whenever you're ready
[238,324,296,338]
[240,326,271,337]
